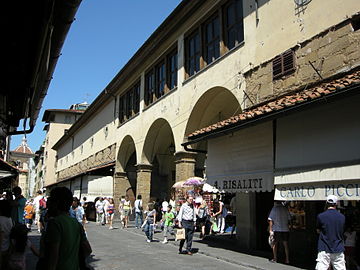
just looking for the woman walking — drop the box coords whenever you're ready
[107,198,115,229]
[122,196,132,228]
[143,203,156,243]
[196,200,209,239]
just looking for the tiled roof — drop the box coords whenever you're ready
[188,69,360,140]
[13,137,33,154]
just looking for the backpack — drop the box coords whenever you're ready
[39,198,47,210]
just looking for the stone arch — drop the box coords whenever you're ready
[184,86,241,177]
[141,118,176,200]
[116,135,136,172]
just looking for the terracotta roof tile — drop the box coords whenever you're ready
[188,69,360,140]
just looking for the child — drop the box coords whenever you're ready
[0,200,13,269]
[24,200,35,230]
[162,205,175,244]
[143,203,156,243]
[8,224,39,270]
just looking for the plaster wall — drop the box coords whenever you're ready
[54,0,360,180]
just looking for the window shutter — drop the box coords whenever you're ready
[272,49,295,80]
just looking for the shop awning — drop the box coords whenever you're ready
[274,164,360,200]
[206,122,274,193]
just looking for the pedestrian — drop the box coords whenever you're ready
[11,186,27,225]
[33,190,44,233]
[107,198,115,229]
[119,196,125,227]
[161,198,169,217]
[103,197,110,224]
[315,195,346,270]
[95,197,105,225]
[24,200,35,230]
[344,225,360,270]
[143,203,156,243]
[122,195,132,228]
[177,195,196,255]
[0,200,13,269]
[212,198,226,234]
[70,197,85,226]
[8,224,39,270]
[196,200,209,239]
[42,186,92,270]
[162,205,175,244]
[81,197,89,224]
[268,201,291,264]
[134,195,143,229]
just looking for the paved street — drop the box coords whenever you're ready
[26,221,306,270]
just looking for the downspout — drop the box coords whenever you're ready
[182,143,207,154]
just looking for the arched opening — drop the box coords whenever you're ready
[184,87,241,177]
[142,118,175,201]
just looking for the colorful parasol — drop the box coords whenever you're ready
[183,176,205,186]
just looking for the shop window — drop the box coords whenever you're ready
[224,0,244,51]
[273,49,295,80]
[204,14,220,65]
[288,201,306,230]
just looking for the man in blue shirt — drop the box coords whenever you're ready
[315,195,345,270]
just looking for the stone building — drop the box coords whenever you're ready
[42,107,86,188]
[9,137,36,197]
[49,0,359,265]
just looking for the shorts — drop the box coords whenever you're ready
[274,231,289,242]
[124,209,130,216]
[197,217,207,228]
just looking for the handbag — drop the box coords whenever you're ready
[175,228,185,241]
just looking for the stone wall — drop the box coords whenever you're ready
[244,19,360,109]
[57,143,116,181]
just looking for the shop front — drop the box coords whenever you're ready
[205,121,274,251]
[273,94,360,268]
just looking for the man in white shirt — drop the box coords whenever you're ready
[134,195,143,229]
[95,197,105,225]
[177,195,196,255]
[268,201,291,264]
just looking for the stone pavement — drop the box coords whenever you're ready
[25,221,307,270]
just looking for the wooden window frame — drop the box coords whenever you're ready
[145,70,155,106]
[155,60,166,99]
[166,48,178,90]
[203,13,221,66]
[118,81,141,124]
[223,0,244,52]
[185,30,201,78]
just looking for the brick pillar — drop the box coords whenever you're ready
[136,164,152,205]
[174,151,197,182]
[113,171,130,210]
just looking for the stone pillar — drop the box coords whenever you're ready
[136,164,152,205]
[174,151,197,182]
[113,171,130,209]
[236,192,256,250]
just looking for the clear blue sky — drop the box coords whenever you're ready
[11,0,181,152]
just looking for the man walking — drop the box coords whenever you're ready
[177,195,196,255]
[315,195,345,270]
[268,201,291,264]
[134,195,143,229]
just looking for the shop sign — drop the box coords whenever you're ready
[275,181,360,201]
[208,172,274,192]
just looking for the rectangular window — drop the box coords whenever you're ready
[125,90,133,119]
[185,31,200,77]
[133,82,140,114]
[204,15,220,65]
[145,71,155,106]
[155,61,166,99]
[167,50,178,90]
[224,0,244,51]
[119,95,125,123]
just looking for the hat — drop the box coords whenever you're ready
[326,195,338,204]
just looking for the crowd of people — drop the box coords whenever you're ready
[0,186,92,270]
